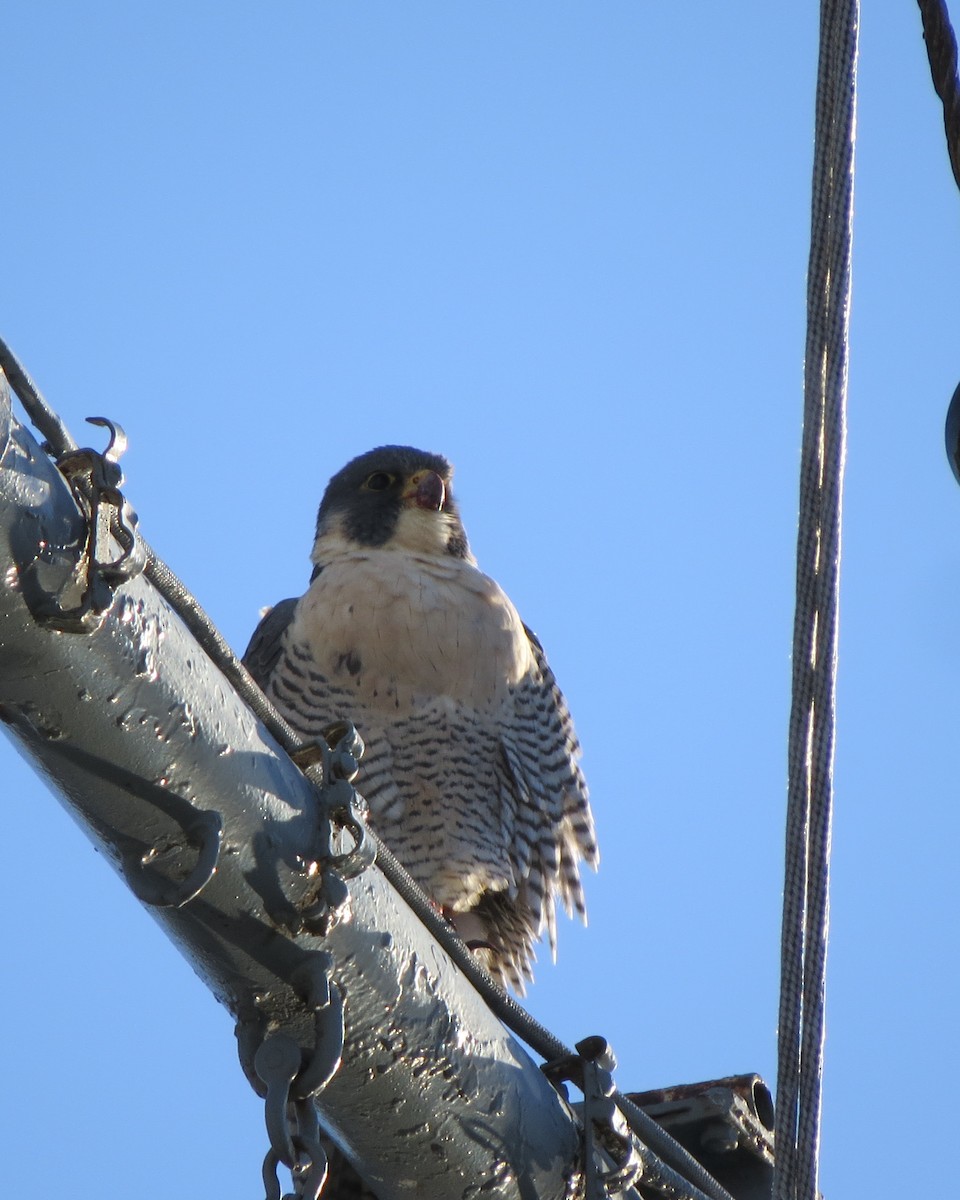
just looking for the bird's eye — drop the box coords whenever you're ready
[363,471,395,492]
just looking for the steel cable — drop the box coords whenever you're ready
[773,3,857,1199]
[917,0,960,193]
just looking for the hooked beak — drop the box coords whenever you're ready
[404,470,445,512]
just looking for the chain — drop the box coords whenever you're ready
[252,726,363,1200]
[255,953,346,1200]
[292,720,376,936]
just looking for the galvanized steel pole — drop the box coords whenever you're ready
[0,369,581,1200]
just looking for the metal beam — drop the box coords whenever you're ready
[0,369,582,1200]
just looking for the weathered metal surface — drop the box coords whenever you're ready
[0,369,581,1200]
[628,1076,774,1200]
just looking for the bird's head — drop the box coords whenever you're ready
[311,445,473,568]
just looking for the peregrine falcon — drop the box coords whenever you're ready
[243,445,597,990]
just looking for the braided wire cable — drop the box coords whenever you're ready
[774,2,857,1198]
[917,0,960,192]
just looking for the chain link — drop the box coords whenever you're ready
[293,721,376,936]
[254,952,345,1200]
[244,719,369,1200]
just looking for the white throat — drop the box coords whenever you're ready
[311,508,475,565]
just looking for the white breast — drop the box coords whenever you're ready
[292,546,534,710]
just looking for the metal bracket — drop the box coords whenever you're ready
[27,416,146,632]
[626,1075,774,1200]
[544,1037,642,1198]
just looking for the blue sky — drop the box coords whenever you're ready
[2,4,956,1196]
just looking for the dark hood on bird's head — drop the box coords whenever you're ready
[314,445,469,558]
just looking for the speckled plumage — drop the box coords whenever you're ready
[243,445,597,990]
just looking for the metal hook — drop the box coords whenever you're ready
[86,416,128,467]
[122,809,223,908]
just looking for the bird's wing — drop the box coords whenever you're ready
[243,603,405,826]
[497,625,598,959]
[242,597,299,686]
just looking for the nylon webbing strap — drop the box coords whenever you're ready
[774,3,858,1198]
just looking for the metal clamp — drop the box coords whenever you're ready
[31,416,146,631]
[544,1037,643,1198]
